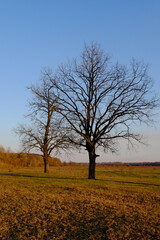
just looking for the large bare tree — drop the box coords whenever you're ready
[16,73,69,173]
[50,43,158,179]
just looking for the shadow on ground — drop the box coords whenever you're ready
[0,172,159,187]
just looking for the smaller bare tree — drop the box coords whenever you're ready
[15,71,69,173]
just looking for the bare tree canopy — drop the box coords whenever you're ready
[15,74,69,172]
[49,43,159,179]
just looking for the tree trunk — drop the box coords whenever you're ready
[43,153,49,173]
[88,146,96,179]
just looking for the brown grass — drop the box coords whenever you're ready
[0,166,160,239]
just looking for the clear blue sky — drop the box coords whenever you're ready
[0,0,160,162]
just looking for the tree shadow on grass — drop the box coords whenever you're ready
[96,178,160,187]
[0,173,159,187]
[0,172,86,181]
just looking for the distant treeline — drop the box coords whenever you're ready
[97,162,160,167]
[0,146,159,168]
[59,161,160,167]
[0,151,61,168]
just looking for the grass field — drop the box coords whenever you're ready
[0,166,160,239]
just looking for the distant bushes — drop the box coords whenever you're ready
[0,146,159,168]
[0,147,62,168]
[97,162,160,167]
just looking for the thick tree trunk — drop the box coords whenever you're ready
[88,154,96,179]
[43,153,49,173]
[88,145,96,179]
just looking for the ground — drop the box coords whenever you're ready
[0,166,160,239]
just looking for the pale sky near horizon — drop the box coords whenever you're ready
[0,0,160,162]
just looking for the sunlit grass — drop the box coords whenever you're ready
[0,166,160,239]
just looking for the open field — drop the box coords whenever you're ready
[0,166,160,239]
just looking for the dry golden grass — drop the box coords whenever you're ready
[0,166,160,239]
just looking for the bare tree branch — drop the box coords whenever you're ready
[15,74,71,173]
[50,43,159,179]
